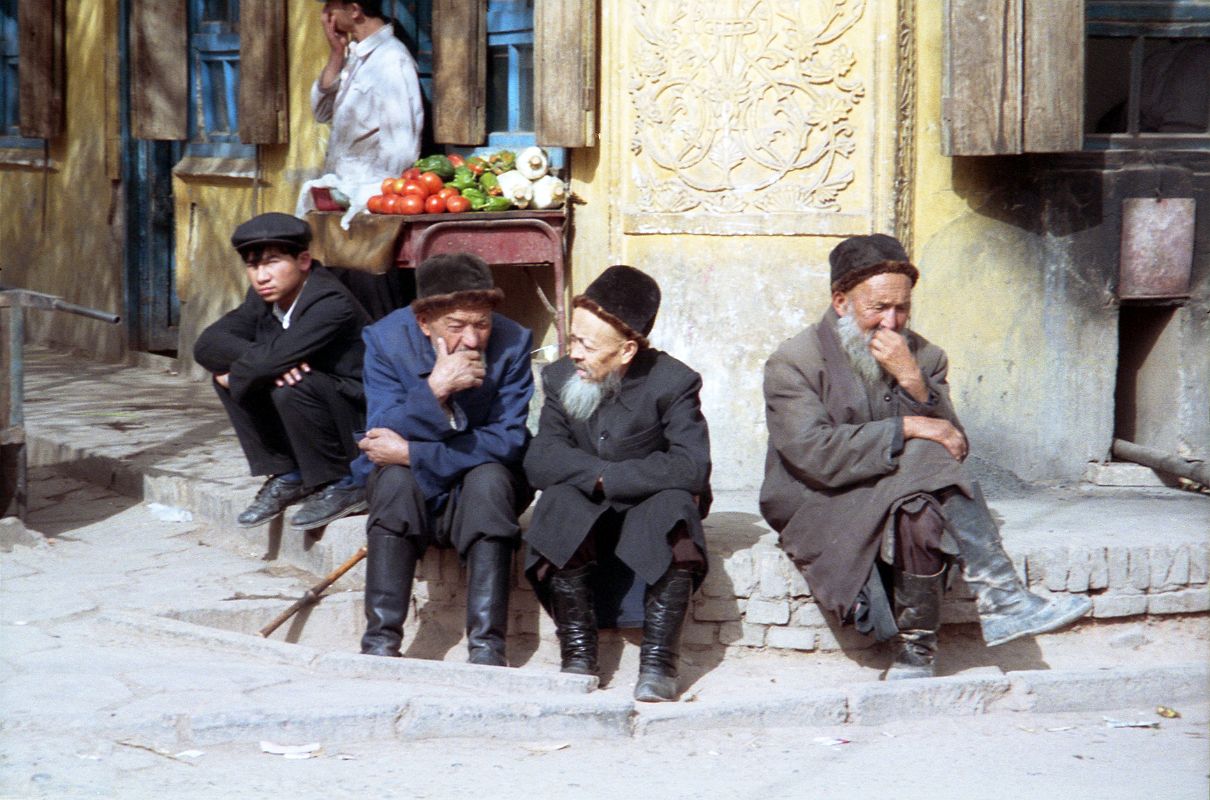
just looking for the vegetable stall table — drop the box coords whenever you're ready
[306,209,570,353]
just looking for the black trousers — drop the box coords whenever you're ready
[214,371,364,489]
[366,462,530,558]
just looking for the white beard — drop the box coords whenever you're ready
[836,309,887,388]
[560,370,622,421]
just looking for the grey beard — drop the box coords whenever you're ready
[836,310,886,388]
[560,370,622,421]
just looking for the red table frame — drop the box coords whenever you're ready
[393,210,569,353]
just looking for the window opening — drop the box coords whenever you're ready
[187,0,251,157]
[0,0,42,148]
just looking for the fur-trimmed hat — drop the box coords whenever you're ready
[573,264,661,345]
[230,212,311,256]
[411,253,504,317]
[829,234,919,294]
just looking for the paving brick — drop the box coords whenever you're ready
[1147,587,1210,614]
[815,623,876,653]
[786,563,812,598]
[764,625,816,651]
[1163,545,1191,590]
[1091,593,1148,618]
[718,621,766,647]
[682,621,718,647]
[693,598,744,622]
[941,598,979,624]
[1086,547,1109,590]
[744,598,790,625]
[1029,547,1070,592]
[1065,548,1091,593]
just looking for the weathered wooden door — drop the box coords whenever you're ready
[121,0,181,355]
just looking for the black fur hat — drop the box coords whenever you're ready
[574,264,661,342]
[829,234,919,293]
[411,253,503,317]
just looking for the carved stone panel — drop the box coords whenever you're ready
[624,0,885,236]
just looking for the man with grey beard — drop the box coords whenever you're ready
[523,265,712,702]
[761,234,1089,680]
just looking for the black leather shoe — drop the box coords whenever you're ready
[237,475,310,528]
[289,483,367,530]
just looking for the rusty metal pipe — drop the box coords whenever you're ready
[1111,438,1210,488]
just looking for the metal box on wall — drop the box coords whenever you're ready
[1118,197,1196,301]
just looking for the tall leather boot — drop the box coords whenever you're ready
[944,485,1091,647]
[549,564,599,675]
[360,533,419,657]
[885,568,945,680]
[465,537,513,667]
[634,567,695,702]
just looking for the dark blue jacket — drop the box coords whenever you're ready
[353,307,534,510]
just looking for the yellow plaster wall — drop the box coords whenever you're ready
[0,2,125,360]
[571,0,902,490]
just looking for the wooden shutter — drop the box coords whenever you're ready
[942,0,1083,155]
[432,0,485,145]
[130,0,188,140]
[239,0,289,144]
[17,0,66,139]
[534,0,598,147]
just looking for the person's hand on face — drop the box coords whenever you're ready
[322,9,349,54]
[868,329,919,386]
[427,337,486,402]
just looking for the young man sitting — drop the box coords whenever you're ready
[194,212,372,530]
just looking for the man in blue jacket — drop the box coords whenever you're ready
[194,213,371,531]
[355,253,534,666]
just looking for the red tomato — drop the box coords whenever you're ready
[446,195,471,213]
[446,154,465,168]
[402,167,422,181]
[400,194,425,215]
[419,171,445,195]
[381,179,396,196]
[424,194,447,214]
[437,187,460,201]
[383,195,403,214]
[391,178,408,195]
[367,195,385,213]
[402,179,429,198]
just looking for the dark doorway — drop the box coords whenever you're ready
[1114,304,1179,445]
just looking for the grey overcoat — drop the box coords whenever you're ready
[760,308,972,621]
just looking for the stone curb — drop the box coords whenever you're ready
[98,610,598,696]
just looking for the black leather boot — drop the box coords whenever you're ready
[360,533,419,657]
[465,537,513,667]
[549,564,599,675]
[944,486,1090,647]
[634,567,695,702]
[885,568,945,680]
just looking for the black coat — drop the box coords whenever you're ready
[523,348,712,587]
[194,264,370,404]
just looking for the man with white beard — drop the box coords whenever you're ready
[761,234,1090,679]
[523,265,712,702]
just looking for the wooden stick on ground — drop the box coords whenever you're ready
[258,546,368,638]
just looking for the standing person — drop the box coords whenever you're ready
[194,213,371,532]
[523,266,713,703]
[356,254,534,667]
[761,234,1090,680]
[311,0,423,185]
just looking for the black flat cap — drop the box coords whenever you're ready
[829,233,918,293]
[574,264,661,341]
[230,213,312,255]
[411,253,504,316]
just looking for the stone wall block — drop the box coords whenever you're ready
[791,602,827,628]
[1163,545,1191,590]
[693,597,744,622]
[1087,547,1109,590]
[940,598,979,624]
[700,550,755,599]
[745,598,791,625]
[815,624,877,653]
[683,621,718,647]
[765,625,817,651]
[1147,587,1210,615]
[1107,547,1131,591]
[1189,544,1209,584]
[1148,545,1175,591]
[757,550,790,600]
[1028,548,1070,592]
[786,562,812,598]
[1065,548,1091,593]
[718,621,767,648]
[1127,546,1151,591]
[1091,593,1149,618]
